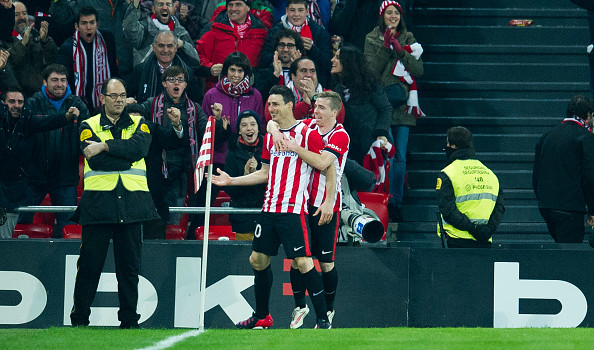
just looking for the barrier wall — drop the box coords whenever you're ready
[0,240,593,328]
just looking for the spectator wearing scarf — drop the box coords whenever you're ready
[201,51,265,166]
[56,6,119,115]
[363,0,424,222]
[259,0,332,87]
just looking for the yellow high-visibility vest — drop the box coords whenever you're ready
[82,114,149,192]
[437,159,499,241]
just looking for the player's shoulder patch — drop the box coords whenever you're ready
[80,129,92,142]
[140,123,150,134]
[436,177,442,190]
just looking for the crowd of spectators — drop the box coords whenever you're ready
[0,0,425,239]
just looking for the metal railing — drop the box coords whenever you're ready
[13,206,262,215]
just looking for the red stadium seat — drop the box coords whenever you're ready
[166,225,185,240]
[211,191,231,226]
[357,192,390,238]
[12,224,53,239]
[32,194,55,229]
[62,224,82,239]
[196,225,235,240]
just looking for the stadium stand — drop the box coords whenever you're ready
[397,0,591,242]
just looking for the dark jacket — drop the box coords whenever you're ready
[224,134,266,233]
[50,0,134,77]
[9,28,58,97]
[259,19,332,87]
[25,87,90,188]
[329,0,382,50]
[76,109,159,225]
[335,83,392,164]
[56,30,120,114]
[0,105,72,209]
[126,51,206,104]
[533,122,594,215]
[437,148,505,243]
[127,92,207,220]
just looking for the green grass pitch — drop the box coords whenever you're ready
[1,328,594,350]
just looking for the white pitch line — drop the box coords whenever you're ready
[135,329,204,350]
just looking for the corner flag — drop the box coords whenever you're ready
[194,116,215,193]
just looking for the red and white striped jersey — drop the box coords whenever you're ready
[261,121,324,214]
[302,119,350,212]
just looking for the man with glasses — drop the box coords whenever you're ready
[70,78,159,328]
[123,0,197,66]
[127,30,207,103]
[127,66,208,238]
[254,28,304,102]
[259,0,332,87]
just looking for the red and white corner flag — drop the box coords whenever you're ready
[194,116,215,193]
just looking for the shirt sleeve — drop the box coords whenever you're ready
[324,130,349,159]
[261,133,272,164]
[305,127,324,154]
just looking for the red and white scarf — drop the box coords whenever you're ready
[72,30,110,110]
[307,0,323,27]
[363,139,396,194]
[563,115,593,133]
[151,92,200,174]
[391,42,425,119]
[230,14,251,39]
[282,15,314,44]
[221,76,251,97]
[151,14,175,31]
[11,30,22,40]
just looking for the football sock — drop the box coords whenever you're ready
[302,267,327,321]
[290,267,307,308]
[253,265,273,319]
[322,267,338,312]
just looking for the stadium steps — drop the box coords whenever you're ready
[396,0,591,242]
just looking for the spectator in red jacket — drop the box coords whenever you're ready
[196,0,268,90]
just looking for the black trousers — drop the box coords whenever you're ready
[70,223,142,326]
[539,208,585,243]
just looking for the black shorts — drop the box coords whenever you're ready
[252,211,313,259]
[308,205,339,262]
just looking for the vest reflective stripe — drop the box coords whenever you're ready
[82,114,149,192]
[437,159,499,241]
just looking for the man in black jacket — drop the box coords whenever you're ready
[18,64,89,238]
[0,87,79,238]
[70,78,158,328]
[56,6,120,115]
[437,126,505,248]
[533,95,594,244]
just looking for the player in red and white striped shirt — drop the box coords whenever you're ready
[271,91,349,328]
[212,85,334,329]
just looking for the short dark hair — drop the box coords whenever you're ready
[42,64,69,81]
[221,51,252,79]
[289,57,317,78]
[101,78,127,95]
[316,91,342,112]
[272,28,304,54]
[162,66,188,82]
[2,87,24,102]
[287,0,308,7]
[269,85,295,105]
[76,6,98,24]
[566,95,593,120]
[447,126,473,149]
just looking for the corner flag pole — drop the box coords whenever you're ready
[199,162,213,331]
[194,116,216,331]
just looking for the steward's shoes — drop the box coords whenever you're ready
[236,313,273,329]
[327,310,335,325]
[314,318,332,329]
[388,203,404,223]
[290,305,310,329]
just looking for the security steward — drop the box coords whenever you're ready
[436,126,505,248]
[70,78,159,328]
